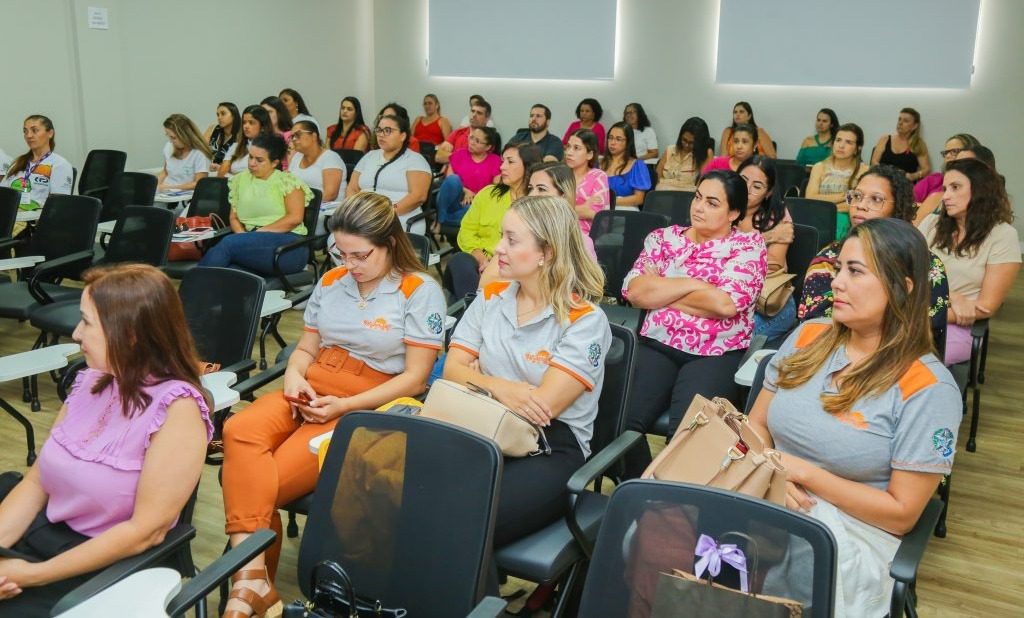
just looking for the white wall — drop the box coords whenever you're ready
[372,0,1024,235]
[0,0,373,171]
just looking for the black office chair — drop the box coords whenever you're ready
[642,190,693,226]
[646,162,658,188]
[99,171,158,222]
[775,160,810,198]
[30,206,177,341]
[576,479,838,617]
[284,412,503,617]
[265,188,324,294]
[787,197,837,248]
[333,148,365,180]
[161,177,233,280]
[493,323,640,617]
[787,223,820,304]
[0,186,20,241]
[77,149,127,203]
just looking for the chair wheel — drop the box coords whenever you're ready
[965,438,976,452]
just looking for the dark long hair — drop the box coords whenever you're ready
[601,122,637,176]
[819,108,839,143]
[697,169,748,225]
[329,96,366,148]
[678,117,712,171]
[624,102,651,130]
[7,115,56,178]
[570,128,600,169]
[279,88,311,116]
[491,143,542,199]
[211,102,242,154]
[738,156,785,232]
[261,96,293,132]
[85,264,210,417]
[931,158,1014,258]
[370,114,411,190]
[730,101,758,133]
[229,105,273,166]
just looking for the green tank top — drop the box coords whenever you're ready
[796,134,832,167]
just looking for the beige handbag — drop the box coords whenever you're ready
[419,379,551,457]
[756,262,796,317]
[642,395,787,506]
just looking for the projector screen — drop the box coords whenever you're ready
[716,0,980,89]
[428,0,617,80]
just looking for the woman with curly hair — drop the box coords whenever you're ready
[918,158,1020,364]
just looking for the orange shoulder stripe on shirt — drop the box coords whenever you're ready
[483,280,511,300]
[795,322,830,348]
[448,342,480,358]
[568,303,594,324]
[898,360,939,401]
[400,274,424,298]
[321,266,349,287]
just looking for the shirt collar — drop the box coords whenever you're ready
[497,281,555,328]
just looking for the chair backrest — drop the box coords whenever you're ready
[407,233,432,267]
[577,479,837,618]
[102,172,158,221]
[787,223,820,303]
[33,194,102,262]
[305,188,324,238]
[418,141,437,168]
[744,353,775,413]
[642,190,694,226]
[775,161,810,198]
[334,149,365,179]
[787,198,837,249]
[646,163,658,188]
[299,412,502,617]
[100,206,176,267]
[77,149,127,200]
[592,323,638,474]
[178,267,264,366]
[589,210,670,301]
[0,186,20,239]
[187,176,231,221]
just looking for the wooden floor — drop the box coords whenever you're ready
[0,275,1021,616]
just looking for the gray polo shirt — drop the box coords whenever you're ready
[450,280,612,457]
[304,267,446,375]
[763,320,961,490]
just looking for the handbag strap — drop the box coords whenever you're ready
[310,561,356,617]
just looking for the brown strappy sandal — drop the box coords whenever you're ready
[223,567,282,618]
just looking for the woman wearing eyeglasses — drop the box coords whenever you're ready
[288,121,345,205]
[806,123,868,240]
[799,164,950,340]
[912,133,980,205]
[346,113,431,234]
[198,133,313,276]
[220,191,445,616]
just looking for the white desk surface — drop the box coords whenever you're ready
[734,348,777,387]
[96,220,116,234]
[0,344,79,382]
[155,191,193,204]
[260,290,292,318]
[15,209,41,223]
[170,229,216,243]
[309,431,333,455]
[0,254,45,271]
[201,371,239,412]
[55,566,180,617]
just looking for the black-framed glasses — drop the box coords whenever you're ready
[329,247,375,265]
[845,190,891,211]
[940,147,964,158]
[289,130,315,141]
[374,126,396,136]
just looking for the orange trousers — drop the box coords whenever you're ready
[222,347,392,579]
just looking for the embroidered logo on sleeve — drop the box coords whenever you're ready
[931,428,955,458]
[587,342,602,368]
[426,312,443,335]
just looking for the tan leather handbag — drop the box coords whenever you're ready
[419,379,551,457]
[642,395,787,505]
[756,262,796,317]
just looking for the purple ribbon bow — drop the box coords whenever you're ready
[694,534,749,592]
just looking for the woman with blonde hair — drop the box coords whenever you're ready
[157,113,212,192]
[870,107,930,181]
[748,217,960,614]
[445,195,612,546]
[221,191,446,616]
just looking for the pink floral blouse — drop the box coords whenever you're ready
[576,168,610,237]
[622,226,767,355]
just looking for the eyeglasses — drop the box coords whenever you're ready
[940,147,964,158]
[374,126,396,136]
[289,130,314,141]
[329,247,375,265]
[607,135,627,143]
[845,190,892,211]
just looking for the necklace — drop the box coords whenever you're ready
[356,280,380,310]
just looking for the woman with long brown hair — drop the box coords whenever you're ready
[220,192,445,616]
[1,115,74,210]
[0,264,212,614]
[748,218,961,614]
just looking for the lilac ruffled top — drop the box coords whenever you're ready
[37,369,212,537]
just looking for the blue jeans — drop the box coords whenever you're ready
[437,175,470,225]
[754,296,797,347]
[198,231,308,276]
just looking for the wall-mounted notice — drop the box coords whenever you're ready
[87,7,110,30]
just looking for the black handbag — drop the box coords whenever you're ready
[282,560,407,618]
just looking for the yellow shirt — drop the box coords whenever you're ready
[456,184,512,255]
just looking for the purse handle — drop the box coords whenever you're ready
[309,560,357,617]
[469,381,552,456]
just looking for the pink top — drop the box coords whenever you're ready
[622,226,767,356]
[701,155,733,173]
[449,148,501,193]
[37,369,213,537]
[562,120,607,153]
[576,167,610,236]
[914,172,943,203]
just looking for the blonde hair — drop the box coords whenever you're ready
[163,113,213,159]
[327,191,425,274]
[509,195,605,323]
[775,219,933,413]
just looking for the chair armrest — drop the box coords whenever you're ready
[970,319,989,340]
[81,185,109,198]
[0,236,25,252]
[737,334,768,367]
[220,359,257,377]
[50,525,196,616]
[465,596,508,618]
[271,236,314,293]
[28,250,95,304]
[405,212,426,232]
[890,498,943,583]
[164,529,276,617]
[285,284,313,307]
[232,360,288,399]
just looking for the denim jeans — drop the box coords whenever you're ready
[436,175,470,225]
[754,296,798,347]
[198,231,308,276]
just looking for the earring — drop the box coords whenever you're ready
[538,260,544,266]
